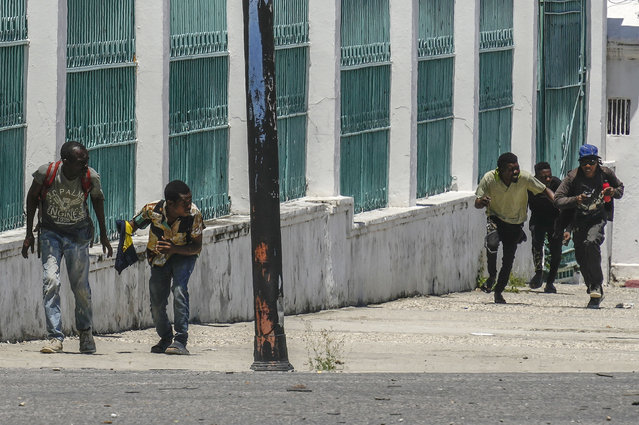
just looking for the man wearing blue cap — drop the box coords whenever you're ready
[554,144,624,309]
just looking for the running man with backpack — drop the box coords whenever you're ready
[554,144,624,309]
[22,141,113,354]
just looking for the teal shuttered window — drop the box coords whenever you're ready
[66,0,136,240]
[169,0,230,219]
[340,0,390,213]
[274,0,308,201]
[0,0,27,231]
[537,0,587,176]
[478,0,513,181]
[417,0,454,198]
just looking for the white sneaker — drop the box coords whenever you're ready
[40,338,63,354]
[590,286,603,299]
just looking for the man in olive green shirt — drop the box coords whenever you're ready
[475,152,553,303]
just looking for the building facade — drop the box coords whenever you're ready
[0,0,612,341]
[606,0,639,282]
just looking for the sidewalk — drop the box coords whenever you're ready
[2,283,639,373]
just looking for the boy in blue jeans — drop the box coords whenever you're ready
[128,180,203,354]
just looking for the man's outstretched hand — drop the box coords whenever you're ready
[101,234,113,258]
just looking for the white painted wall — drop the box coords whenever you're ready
[511,0,537,169]
[604,1,639,281]
[227,0,250,214]
[451,0,479,191]
[24,0,65,189]
[306,0,341,198]
[588,0,608,153]
[0,195,484,341]
[606,61,639,279]
[135,0,170,207]
[388,0,418,207]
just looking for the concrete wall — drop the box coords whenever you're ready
[604,1,639,281]
[606,56,639,281]
[0,194,485,342]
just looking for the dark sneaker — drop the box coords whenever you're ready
[165,341,190,355]
[587,297,601,309]
[79,329,96,354]
[151,337,173,354]
[40,338,63,354]
[529,271,543,289]
[481,276,496,293]
[494,292,507,304]
[544,283,557,294]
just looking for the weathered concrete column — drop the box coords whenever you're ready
[512,0,537,169]
[228,0,251,213]
[451,0,480,190]
[306,0,341,197]
[135,0,170,206]
[25,0,66,185]
[388,0,418,207]
[587,0,607,156]
[242,0,293,372]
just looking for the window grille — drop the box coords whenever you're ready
[340,0,390,213]
[66,0,136,240]
[0,0,27,231]
[536,0,587,177]
[416,0,454,198]
[477,0,514,181]
[274,0,309,201]
[169,0,230,219]
[607,98,630,136]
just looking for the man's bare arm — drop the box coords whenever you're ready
[21,180,42,259]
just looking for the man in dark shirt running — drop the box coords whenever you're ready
[527,162,570,294]
[554,144,624,309]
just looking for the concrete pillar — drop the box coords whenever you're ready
[512,0,537,170]
[228,0,250,213]
[452,0,479,190]
[135,0,169,208]
[587,0,607,157]
[306,0,341,197]
[388,0,418,207]
[25,0,66,184]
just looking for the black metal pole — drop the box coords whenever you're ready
[243,0,293,372]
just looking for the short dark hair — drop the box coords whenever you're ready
[164,180,191,202]
[60,141,87,160]
[497,152,518,171]
[534,161,551,174]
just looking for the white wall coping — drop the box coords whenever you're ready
[0,192,477,269]
[351,191,476,236]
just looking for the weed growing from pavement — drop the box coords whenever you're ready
[302,321,345,372]
[504,274,527,293]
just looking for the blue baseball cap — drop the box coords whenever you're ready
[579,144,599,159]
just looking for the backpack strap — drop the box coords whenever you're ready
[39,160,62,201]
[81,168,92,200]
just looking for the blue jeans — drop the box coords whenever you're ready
[149,254,197,345]
[41,229,92,340]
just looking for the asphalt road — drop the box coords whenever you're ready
[2,369,639,424]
